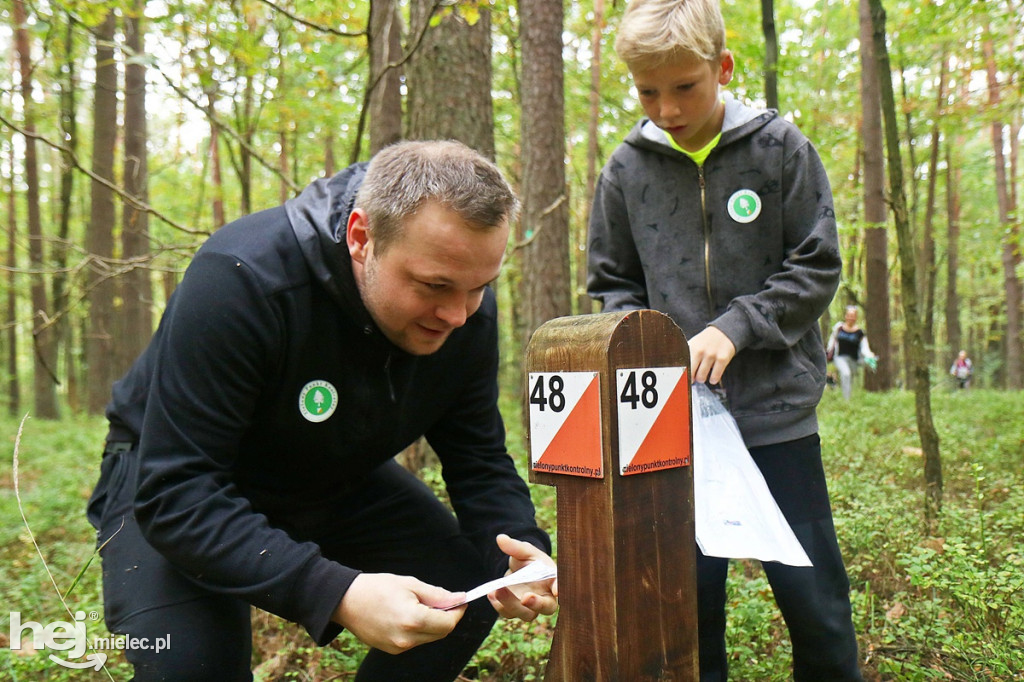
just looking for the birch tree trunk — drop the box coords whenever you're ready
[869,0,942,526]
[919,59,947,366]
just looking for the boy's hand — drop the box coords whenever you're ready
[688,326,736,385]
[487,534,558,621]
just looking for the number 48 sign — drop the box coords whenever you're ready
[528,367,690,479]
[616,366,691,475]
[528,371,603,478]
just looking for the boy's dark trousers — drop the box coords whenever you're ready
[88,450,497,682]
[696,434,863,682]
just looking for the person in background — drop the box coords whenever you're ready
[826,305,877,401]
[87,140,557,682]
[950,349,973,389]
[586,0,863,679]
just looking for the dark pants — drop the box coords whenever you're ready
[696,434,863,681]
[87,449,497,682]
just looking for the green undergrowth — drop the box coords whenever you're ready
[2,388,1022,680]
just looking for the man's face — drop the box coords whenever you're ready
[348,201,508,356]
[631,51,734,152]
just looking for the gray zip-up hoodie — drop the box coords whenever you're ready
[587,96,841,447]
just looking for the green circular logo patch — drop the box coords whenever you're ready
[727,189,762,224]
[299,380,338,423]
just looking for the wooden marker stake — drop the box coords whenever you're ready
[526,310,698,682]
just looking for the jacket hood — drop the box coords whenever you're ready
[284,162,371,326]
[627,93,774,156]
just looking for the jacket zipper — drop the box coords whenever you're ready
[699,165,714,312]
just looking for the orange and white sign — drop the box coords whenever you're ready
[616,367,691,475]
[529,371,603,478]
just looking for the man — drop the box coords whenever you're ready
[87,140,557,681]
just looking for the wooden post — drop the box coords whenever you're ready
[526,310,698,682]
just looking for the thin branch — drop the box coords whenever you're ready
[351,0,446,163]
[0,111,209,236]
[1,244,197,339]
[256,0,365,38]
[156,70,301,195]
[511,195,568,251]
[12,415,117,680]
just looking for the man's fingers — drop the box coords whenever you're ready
[488,586,538,621]
[495,533,540,563]
[335,573,465,654]
[490,534,558,621]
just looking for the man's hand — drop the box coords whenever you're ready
[487,534,558,621]
[332,572,466,654]
[688,326,736,385]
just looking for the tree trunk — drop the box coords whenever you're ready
[1010,116,1020,215]
[581,0,605,316]
[121,0,154,375]
[324,131,336,177]
[859,0,892,391]
[54,12,78,412]
[369,0,403,154]
[279,129,290,204]
[240,73,256,215]
[402,1,497,475]
[518,0,570,350]
[407,1,495,159]
[761,0,779,111]
[919,59,946,367]
[86,10,119,415]
[944,143,962,360]
[944,63,967,363]
[206,87,226,228]
[869,0,942,527]
[14,0,59,419]
[984,37,1022,389]
[5,133,19,416]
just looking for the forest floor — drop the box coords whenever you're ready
[1,385,1021,680]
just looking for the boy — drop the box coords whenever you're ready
[587,1,862,679]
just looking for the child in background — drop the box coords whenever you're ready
[950,349,973,389]
[587,0,863,679]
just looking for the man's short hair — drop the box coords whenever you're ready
[614,0,726,71]
[355,140,520,255]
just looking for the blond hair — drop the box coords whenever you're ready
[614,0,726,70]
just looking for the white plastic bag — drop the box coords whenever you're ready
[691,383,811,566]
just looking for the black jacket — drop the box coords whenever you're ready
[102,162,549,644]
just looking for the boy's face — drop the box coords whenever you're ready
[631,51,734,152]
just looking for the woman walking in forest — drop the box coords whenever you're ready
[827,306,877,400]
